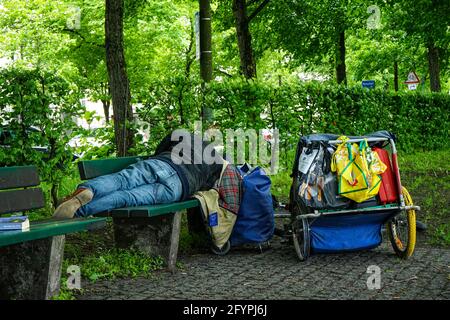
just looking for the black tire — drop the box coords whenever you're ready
[387,187,416,259]
[211,240,231,256]
[292,218,310,261]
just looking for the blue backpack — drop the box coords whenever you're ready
[230,165,275,246]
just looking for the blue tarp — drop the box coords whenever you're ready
[310,212,393,253]
[230,165,275,246]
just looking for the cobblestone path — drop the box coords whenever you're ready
[77,234,449,300]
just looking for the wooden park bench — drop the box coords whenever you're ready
[0,165,107,300]
[78,156,200,272]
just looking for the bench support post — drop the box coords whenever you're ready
[168,211,182,273]
[0,235,65,300]
[113,213,182,271]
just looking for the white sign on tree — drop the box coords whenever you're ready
[194,12,200,61]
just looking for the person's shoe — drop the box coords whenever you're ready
[53,188,94,219]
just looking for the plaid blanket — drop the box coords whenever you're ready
[217,164,242,215]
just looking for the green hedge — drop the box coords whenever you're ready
[203,80,450,152]
[140,79,449,153]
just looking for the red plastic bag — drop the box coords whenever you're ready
[373,147,398,204]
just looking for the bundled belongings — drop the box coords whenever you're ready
[294,141,350,211]
[288,131,419,261]
[230,164,275,246]
[194,162,275,254]
[373,147,399,204]
[193,160,242,252]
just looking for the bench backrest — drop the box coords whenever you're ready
[0,166,45,215]
[78,156,149,180]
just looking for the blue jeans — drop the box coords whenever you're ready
[76,159,183,217]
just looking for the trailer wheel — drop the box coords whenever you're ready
[387,187,416,259]
[211,240,231,256]
[292,218,310,261]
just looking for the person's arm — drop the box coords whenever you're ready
[154,133,179,155]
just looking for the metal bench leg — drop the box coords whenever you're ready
[0,235,65,300]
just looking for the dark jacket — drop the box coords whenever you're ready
[151,132,224,200]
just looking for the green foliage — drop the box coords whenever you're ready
[136,77,448,164]
[0,67,84,207]
[74,123,116,160]
[269,170,291,201]
[266,0,364,59]
[205,79,449,151]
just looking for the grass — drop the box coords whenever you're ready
[269,170,292,203]
[398,150,450,247]
[398,149,450,173]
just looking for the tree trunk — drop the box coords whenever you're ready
[101,99,110,123]
[233,0,257,79]
[178,18,196,126]
[105,0,134,156]
[199,0,212,83]
[336,31,347,85]
[427,42,441,92]
[100,82,111,123]
[394,60,399,92]
[199,0,213,123]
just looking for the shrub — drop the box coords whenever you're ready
[137,78,449,165]
[0,67,84,208]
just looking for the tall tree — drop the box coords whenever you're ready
[261,0,368,85]
[105,0,134,156]
[199,0,213,122]
[427,42,441,92]
[231,0,270,79]
[390,0,450,92]
[335,11,347,85]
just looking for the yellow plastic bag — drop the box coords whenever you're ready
[331,136,369,202]
[331,136,387,203]
[358,139,387,199]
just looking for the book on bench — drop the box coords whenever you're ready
[0,216,30,231]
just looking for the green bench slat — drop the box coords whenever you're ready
[0,188,45,214]
[110,199,200,218]
[0,217,107,247]
[78,156,149,180]
[0,166,40,190]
